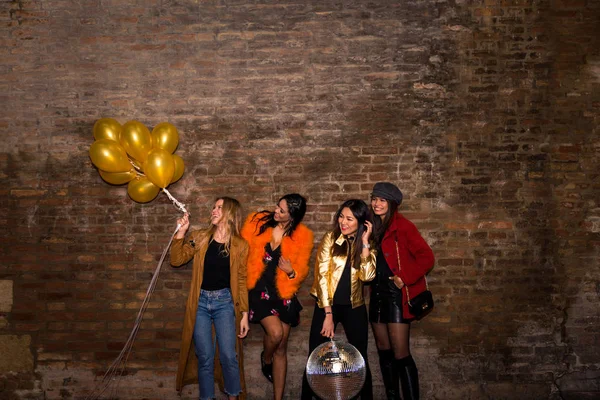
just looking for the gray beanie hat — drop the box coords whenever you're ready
[371,182,403,205]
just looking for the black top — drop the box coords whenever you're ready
[333,241,353,306]
[201,238,231,290]
[375,244,393,283]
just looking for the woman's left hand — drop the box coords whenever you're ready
[389,275,405,289]
[238,313,249,338]
[277,257,293,275]
[361,220,373,244]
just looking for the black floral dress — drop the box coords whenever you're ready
[248,243,303,327]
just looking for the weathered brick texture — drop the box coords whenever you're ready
[1,0,599,399]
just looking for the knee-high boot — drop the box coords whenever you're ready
[396,355,419,400]
[301,369,315,400]
[378,350,400,399]
[360,362,373,400]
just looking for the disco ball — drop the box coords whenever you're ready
[306,339,366,400]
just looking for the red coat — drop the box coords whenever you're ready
[379,213,435,319]
[241,212,314,299]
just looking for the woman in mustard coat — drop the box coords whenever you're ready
[171,197,249,400]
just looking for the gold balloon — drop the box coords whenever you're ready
[171,155,185,183]
[144,148,175,189]
[151,122,179,154]
[99,169,137,185]
[89,139,132,173]
[120,120,153,163]
[93,118,122,142]
[127,176,160,203]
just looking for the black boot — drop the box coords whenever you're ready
[359,362,373,400]
[300,369,315,400]
[378,350,400,400]
[396,355,419,400]
[261,350,273,383]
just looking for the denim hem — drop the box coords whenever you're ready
[224,389,242,397]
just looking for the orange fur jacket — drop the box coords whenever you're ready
[241,212,314,299]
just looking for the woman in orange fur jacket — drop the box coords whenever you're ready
[241,193,314,400]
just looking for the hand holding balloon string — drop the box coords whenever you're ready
[175,213,190,238]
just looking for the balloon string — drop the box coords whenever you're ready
[162,188,188,215]
[84,224,180,400]
[128,158,145,175]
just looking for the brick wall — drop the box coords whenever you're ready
[1,0,599,399]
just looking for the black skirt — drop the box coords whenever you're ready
[369,279,414,324]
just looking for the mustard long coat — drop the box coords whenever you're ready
[170,229,249,398]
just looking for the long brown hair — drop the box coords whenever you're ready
[205,196,244,255]
[371,198,399,245]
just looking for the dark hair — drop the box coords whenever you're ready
[254,193,307,237]
[371,197,399,244]
[332,199,372,269]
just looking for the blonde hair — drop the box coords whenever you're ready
[205,196,243,255]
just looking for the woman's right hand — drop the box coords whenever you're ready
[238,313,249,338]
[320,313,335,339]
[175,213,189,239]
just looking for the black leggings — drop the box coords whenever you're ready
[301,304,373,400]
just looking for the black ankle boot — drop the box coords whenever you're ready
[261,350,273,383]
[378,350,400,400]
[396,355,419,400]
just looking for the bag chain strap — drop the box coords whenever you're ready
[394,239,429,307]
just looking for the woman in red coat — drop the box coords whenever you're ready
[369,182,435,400]
[241,193,314,400]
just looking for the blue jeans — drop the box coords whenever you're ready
[193,288,241,400]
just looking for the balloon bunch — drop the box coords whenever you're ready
[89,118,185,204]
[86,120,189,399]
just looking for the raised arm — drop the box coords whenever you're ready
[170,231,197,267]
[357,246,377,282]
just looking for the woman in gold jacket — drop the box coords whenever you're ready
[170,197,249,400]
[301,199,377,400]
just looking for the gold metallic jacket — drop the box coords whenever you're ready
[310,232,377,309]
